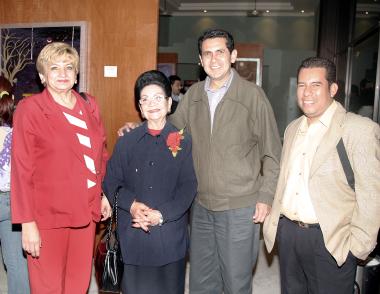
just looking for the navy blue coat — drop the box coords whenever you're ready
[102,122,197,266]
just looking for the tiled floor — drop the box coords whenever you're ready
[0,240,280,294]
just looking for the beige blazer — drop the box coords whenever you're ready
[264,102,380,266]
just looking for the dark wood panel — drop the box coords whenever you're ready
[158,52,178,64]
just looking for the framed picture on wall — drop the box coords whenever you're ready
[157,63,176,78]
[0,21,87,101]
[235,58,261,86]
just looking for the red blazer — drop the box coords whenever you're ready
[11,89,108,229]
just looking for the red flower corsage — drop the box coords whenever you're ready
[166,129,184,158]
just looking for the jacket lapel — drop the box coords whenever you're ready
[281,118,302,179]
[38,89,86,164]
[310,103,347,177]
[75,92,103,161]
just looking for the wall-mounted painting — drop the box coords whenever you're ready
[235,58,262,86]
[0,22,87,102]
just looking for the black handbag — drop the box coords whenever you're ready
[94,190,123,292]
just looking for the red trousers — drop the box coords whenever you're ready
[27,221,96,294]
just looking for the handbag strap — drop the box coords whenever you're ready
[79,92,89,103]
[106,189,119,243]
[114,190,119,227]
[337,138,355,191]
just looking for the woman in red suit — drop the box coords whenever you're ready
[11,42,112,293]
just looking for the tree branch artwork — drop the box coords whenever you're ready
[0,29,33,86]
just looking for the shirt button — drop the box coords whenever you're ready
[149,161,154,166]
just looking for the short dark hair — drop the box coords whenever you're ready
[134,70,171,106]
[297,57,337,86]
[198,29,234,55]
[169,75,181,86]
[0,95,15,127]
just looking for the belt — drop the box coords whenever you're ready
[281,215,320,229]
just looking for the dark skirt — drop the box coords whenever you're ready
[121,258,186,294]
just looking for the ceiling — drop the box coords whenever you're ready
[159,0,380,16]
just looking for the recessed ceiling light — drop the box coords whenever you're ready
[365,11,369,15]
[301,10,305,13]
[266,10,270,13]
[203,9,207,13]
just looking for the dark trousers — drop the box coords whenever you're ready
[277,217,357,294]
[121,258,186,294]
[189,202,260,294]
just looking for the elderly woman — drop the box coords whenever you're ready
[11,42,111,293]
[0,80,29,294]
[103,70,197,294]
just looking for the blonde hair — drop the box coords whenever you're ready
[36,42,79,75]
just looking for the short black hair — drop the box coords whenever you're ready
[297,57,337,86]
[198,29,234,55]
[169,75,181,86]
[134,70,171,107]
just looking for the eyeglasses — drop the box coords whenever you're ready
[139,95,167,105]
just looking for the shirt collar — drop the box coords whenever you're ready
[171,93,180,102]
[136,121,176,142]
[299,100,337,132]
[204,69,234,93]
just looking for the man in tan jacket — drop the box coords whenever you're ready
[264,57,380,294]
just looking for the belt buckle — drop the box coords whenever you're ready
[298,221,309,228]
